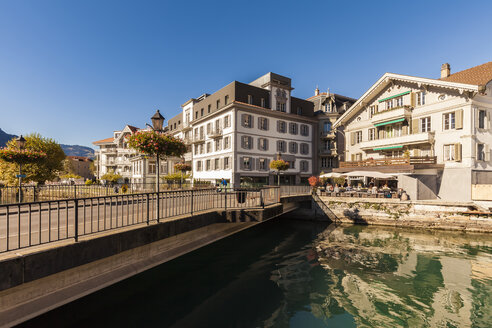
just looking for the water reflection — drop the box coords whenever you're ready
[272,225,492,328]
[22,221,492,328]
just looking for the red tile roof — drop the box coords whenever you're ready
[92,137,114,144]
[441,61,492,86]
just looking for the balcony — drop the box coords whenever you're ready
[319,148,337,156]
[182,122,192,132]
[192,135,205,144]
[320,131,336,139]
[339,156,437,168]
[359,132,435,151]
[371,106,412,125]
[208,129,223,138]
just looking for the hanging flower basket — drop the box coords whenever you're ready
[269,159,289,171]
[126,130,187,157]
[308,176,321,188]
[174,162,192,172]
[0,148,47,164]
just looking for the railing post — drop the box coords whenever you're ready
[146,193,150,225]
[260,189,264,209]
[74,199,79,242]
[190,189,194,216]
[224,188,227,211]
[74,184,77,200]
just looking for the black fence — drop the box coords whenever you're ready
[0,186,282,253]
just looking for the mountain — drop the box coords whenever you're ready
[0,128,95,158]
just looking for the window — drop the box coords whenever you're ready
[300,124,309,136]
[199,126,204,138]
[289,123,298,135]
[225,95,229,105]
[277,140,286,152]
[215,138,221,151]
[194,144,199,154]
[243,114,252,128]
[148,163,156,174]
[247,95,253,104]
[259,158,266,170]
[355,131,362,143]
[206,159,211,170]
[195,111,198,119]
[278,120,286,133]
[243,157,251,170]
[386,99,393,110]
[206,142,212,153]
[185,112,190,124]
[216,99,220,109]
[417,91,426,106]
[287,160,295,169]
[444,144,455,161]
[259,138,268,151]
[300,161,308,172]
[224,157,230,170]
[289,142,298,154]
[479,110,486,129]
[321,157,333,168]
[208,104,211,113]
[300,143,309,154]
[242,136,252,149]
[395,97,403,107]
[276,102,286,112]
[201,108,204,116]
[325,102,332,112]
[323,140,330,150]
[207,122,212,134]
[369,128,376,141]
[196,161,202,171]
[215,119,221,131]
[323,121,331,133]
[477,143,485,161]
[224,136,230,149]
[259,117,269,130]
[261,98,266,108]
[297,107,302,115]
[215,158,220,170]
[369,105,377,118]
[443,112,455,130]
[420,117,431,132]
[224,115,230,128]
[200,144,204,154]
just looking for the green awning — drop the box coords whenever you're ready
[378,91,411,103]
[374,118,405,127]
[373,145,403,151]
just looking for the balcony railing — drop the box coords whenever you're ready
[359,132,435,150]
[208,129,223,138]
[320,131,336,139]
[340,156,437,168]
[371,105,412,125]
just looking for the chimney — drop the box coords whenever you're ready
[441,63,451,78]
[315,86,319,96]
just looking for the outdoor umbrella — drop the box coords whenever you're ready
[319,172,344,178]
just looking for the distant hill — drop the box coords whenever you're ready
[0,128,95,158]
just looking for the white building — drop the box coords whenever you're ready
[333,62,492,201]
[184,73,317,187]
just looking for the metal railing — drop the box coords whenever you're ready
[279,185,312,197]
[339,156,437,168]
[0,186,283,253]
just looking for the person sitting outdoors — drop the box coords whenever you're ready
[371,185,378,194]
[334,184,340,193]
[328,184,334,192]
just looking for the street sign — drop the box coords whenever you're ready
[16,174,26,178]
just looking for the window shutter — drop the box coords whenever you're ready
[455,109,463,129]
[402,125,408,135]
[257,138,261,150]
[265,118,269,130]
[241,137,246,149]
[350,132,355,146]
[454,143,462,161]
[241,114,246,127]
[265,139,269,151]
[257,117,262,129]
[410,92,415,107]
[487,110,491,130]
[277,121,281,132]
[412,119,419,134]
[277,141,280,152]
[250,158,255,171]
[249,136,253,149]
[239,157,244,170]
[250,115,254,129]
[475,108,480,130]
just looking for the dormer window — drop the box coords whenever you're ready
[248,95,253,104]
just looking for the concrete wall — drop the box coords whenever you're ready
[438,167,471,201]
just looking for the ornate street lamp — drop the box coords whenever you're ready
[147,110,165,194]
[16,135,26,202]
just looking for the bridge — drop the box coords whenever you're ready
[0,185,322,327]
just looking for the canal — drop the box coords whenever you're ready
[21,218,492,327]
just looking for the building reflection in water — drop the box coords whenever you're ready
[268,225,492,328]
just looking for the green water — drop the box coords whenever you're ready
[22,219,492,327]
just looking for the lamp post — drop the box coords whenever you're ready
[16,135,26,202]
[147,110,165,221]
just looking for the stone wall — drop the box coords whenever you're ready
[320,196,492,233]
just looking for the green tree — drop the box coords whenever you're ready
[0,133,65,185]
[101,170,122,185]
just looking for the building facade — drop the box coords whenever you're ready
[66,156,94,180]
[185,73,316,187]
[333,62,492,201]
[308,88,356,173]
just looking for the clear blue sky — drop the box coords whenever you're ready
[1,0,491,148]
